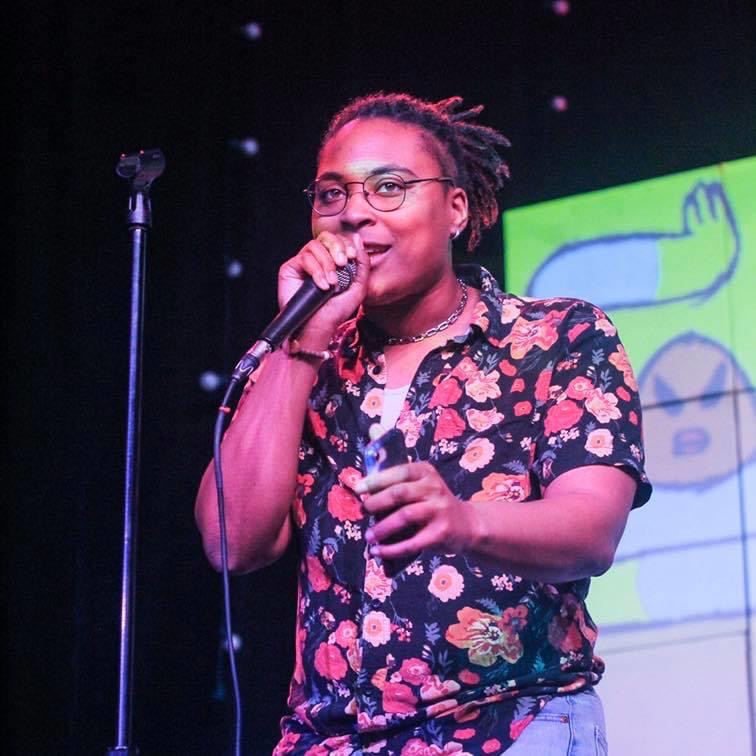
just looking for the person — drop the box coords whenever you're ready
[195,92,652,755]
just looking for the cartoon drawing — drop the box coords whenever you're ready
[507,159,756,755]
[510,170,755,626]
[638,333,756,490]
[526,181,740,310]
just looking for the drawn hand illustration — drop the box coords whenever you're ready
[526,181,740,310]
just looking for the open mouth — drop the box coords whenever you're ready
[672,427,710,456]
[364,244,390,256]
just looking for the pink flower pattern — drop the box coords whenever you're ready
[275,266,651,754]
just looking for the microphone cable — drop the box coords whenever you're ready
[212,376,245,756]
[207,262,356,754]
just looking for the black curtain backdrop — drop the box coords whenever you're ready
[8,2,755,754]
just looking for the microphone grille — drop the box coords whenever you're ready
[334,261,357,294]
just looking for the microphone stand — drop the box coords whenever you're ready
[108,149,165,756]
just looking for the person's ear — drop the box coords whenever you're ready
[448,187,469,238]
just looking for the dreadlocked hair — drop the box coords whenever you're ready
[320,92,511,252]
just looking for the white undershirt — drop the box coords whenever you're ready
[380,384,411,429]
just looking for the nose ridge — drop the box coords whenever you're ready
[339,188,376,228]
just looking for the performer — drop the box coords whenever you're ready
[195,93,652,755]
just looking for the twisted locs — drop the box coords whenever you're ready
[320,92,511,252]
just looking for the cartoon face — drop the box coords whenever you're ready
[639,333,756,489]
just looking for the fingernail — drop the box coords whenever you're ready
[369,545,381,557]
[354,478,369,494]
[365,528,375,544]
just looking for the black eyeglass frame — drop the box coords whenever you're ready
[303,173,455,216]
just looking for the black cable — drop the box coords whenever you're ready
[212,377,244,756]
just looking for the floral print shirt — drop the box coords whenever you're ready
[273,264,651,755]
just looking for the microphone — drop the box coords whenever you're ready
[230,262,357,383]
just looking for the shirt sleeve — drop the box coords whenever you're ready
[530,300,652,508]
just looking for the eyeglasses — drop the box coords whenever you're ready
[304,172,454,216]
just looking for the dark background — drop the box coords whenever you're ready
[7,1,755,754]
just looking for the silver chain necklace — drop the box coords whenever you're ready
[385,279,469,345]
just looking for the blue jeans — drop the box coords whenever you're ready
[506,689,609,755]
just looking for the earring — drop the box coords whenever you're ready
[450,229,461,240]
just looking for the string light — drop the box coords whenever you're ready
[239,21,262,41]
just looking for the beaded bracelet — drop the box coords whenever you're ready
[285,338,331,362]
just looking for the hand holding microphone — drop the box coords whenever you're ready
[230,233,368,383]
[278,231,368,335]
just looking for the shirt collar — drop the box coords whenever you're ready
[455,263,524,346]
[349,263,521,349]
